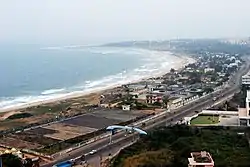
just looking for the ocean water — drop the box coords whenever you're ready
[0,44,183,110]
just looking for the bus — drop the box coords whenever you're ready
[52,160,73,167]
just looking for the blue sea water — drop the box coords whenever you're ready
[0,44,181,109]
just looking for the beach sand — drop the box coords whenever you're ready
[0,52,195,125]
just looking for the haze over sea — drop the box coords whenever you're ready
[0,44,185,110]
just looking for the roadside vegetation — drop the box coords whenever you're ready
[0,153,38,167]
[111,125,250,167]
[6,113,33,120]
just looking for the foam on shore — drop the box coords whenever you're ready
[0,48,195,113]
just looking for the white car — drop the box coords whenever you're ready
[89,149,97,155]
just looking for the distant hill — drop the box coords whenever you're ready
[102,41,150,47]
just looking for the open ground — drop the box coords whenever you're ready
[0,109,146,152]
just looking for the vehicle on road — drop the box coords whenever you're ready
[89,149,97,155]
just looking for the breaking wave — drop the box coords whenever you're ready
[0,47,192,110]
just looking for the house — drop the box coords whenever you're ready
[201,76,211,83]
[188,151,214,167]
[177,76,190,83]
[204,68,215,73]
[153,79,164,85]
[235,59,241,65]
[146,94,163,104]
[126,84,146,92]
[228,63,238,68]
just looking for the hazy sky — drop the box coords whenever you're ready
[0,0,249,44]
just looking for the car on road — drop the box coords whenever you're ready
[89,149,97,155]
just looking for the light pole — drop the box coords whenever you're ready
[109,131,112,144]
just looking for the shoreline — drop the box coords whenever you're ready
[0,52,196,114]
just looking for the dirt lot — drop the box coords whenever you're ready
[27,127,58,135]
[91,109,145,121]
[0,136,41,149]
[45,123,97,135]
[0,108,151,152]
[44,131,81,140]
[43,123,97,140]
[11,131,60,146]
[61,114,121,129]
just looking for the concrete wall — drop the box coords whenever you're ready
[170,95,199,109]
[201,110,238,115]
[184,110,238,125]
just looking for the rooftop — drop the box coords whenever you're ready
[238,108,248,118]
[188,151,214,166]
[242,72,250,78]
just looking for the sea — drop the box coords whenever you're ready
[0,44,184,110]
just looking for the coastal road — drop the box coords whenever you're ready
[43,57,250,167]
[83,59,250,166]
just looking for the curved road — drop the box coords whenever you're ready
[43,57,250,167]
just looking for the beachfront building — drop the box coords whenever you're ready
[188,151,214,167]
[238,90,250,126]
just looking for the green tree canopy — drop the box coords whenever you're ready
[0,153,23,167]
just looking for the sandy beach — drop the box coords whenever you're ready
[0,52,195,117]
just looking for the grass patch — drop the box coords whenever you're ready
[190,115,219,125]
[28,103,71,115]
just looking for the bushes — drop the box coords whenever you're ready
[112,126,250,167]
[0,153,23,167]
[7,113,33,120]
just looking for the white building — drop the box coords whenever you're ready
[242,72,250,85]
[241,72,250,99]
[204,68,215,73]
[238,90,250,126]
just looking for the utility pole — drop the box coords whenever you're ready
[132,126,135,142]
[109,130,113,144]
[166,108,170,126]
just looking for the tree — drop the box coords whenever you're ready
[0,153,23,167]
[170,68,175,73]
[162,96,170,108]
[23,158,33,167]
[204,87,214,93]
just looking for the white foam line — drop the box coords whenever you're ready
[0,52,195,113]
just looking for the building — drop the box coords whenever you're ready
[146,94,163,104]
[204,68,215,73]
[242,72,250,101]
[242,72,250,86]
[238,90,250,126]
[188,151,214,167]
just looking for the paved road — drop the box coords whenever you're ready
[43,57,250,167]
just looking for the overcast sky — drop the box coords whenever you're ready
[0,0,249,44]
